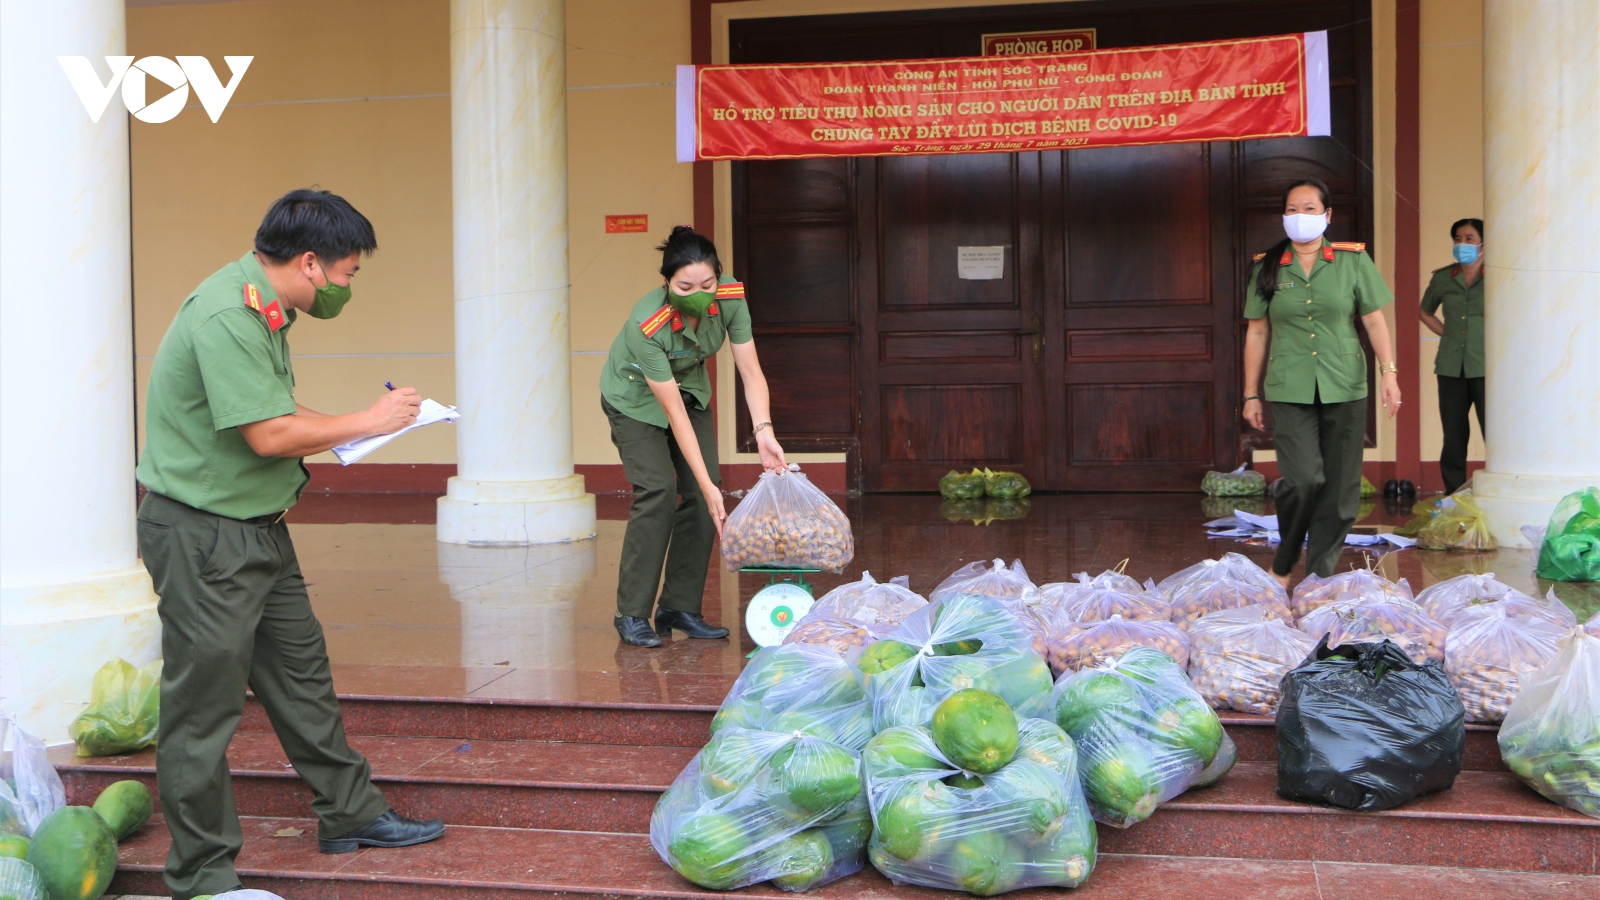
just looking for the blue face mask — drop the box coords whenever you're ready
[1453,243,1480,265]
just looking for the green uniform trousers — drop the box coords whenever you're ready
[1437,375,1485,495]
[136,491,389,900]
[1270,394,1368,578]
[604,396,719,619]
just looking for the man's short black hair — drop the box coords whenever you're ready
[254,188,377,263]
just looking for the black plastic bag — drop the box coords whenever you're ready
[1276,637,1464,811]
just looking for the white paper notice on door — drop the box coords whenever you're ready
[957,245,1005,280]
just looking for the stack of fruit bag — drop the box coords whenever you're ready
[1297,596,1447,665]
[0,776,154,900]
[1497,628,1600,819]
[854,594,1054,729]
[1416,572,1576,628]
[1035,570,1176,678]
[1289,565,1415,620]
[1442,604,1567,724]
[1043,615,1191,678]
[654,645,874,891]
[1187,605,1317,715]
[1046,647,1230,827]
[783,572,927,655]
[720,464,854,573]
[928,560,1049,659]
[1157,554,1292,628]
[863,690,1096,895]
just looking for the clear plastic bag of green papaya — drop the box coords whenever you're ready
[652,725,871,891]
[939,469,987,500]
[710,644,875,751]
[982,469,1032,500]
[929,560,1049,660]
[1536,487,1600,582]
[863,716,1096,895]
[67,658,162,757]
[853,594,1055,731]
[1498,629,1600,819]
[1045,647,1228,827]
[1200,465,1267,497]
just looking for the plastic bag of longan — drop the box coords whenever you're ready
[721,464,854,573]
[1187,605,1316,715]
[1046,614,1191,677]
[1290,567,1414,621]
[1443,605,1566,724]
[1297,596,1446,665]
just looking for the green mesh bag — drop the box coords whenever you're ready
[939,469,987,500]
[983,469,1032,500]
[1537,488,1600,582]
[1200,465,1266,497]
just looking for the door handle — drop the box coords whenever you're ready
[1018,316,1042,363]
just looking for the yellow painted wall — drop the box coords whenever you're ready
[129,0,692,467]
[1417,0,1485,464]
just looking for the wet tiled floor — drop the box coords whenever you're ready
[286,493,1598,702]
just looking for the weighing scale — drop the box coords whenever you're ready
[742,566,821,649]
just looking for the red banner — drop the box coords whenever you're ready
[676,32,1329,162]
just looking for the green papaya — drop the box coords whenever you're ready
[0,792,21,837]
[25,806,118,900]
[858,640,918,676]
[1114,647,1182,685]
[1055,671,1140,735]
[875,780,958,861]
[770,741,861,815]
[1036,813,1096,886]
[1016,720,1077,777]
[769,829,835,892]
[91,780,153,841]
[943,831,1022,896]
[862,726,942,778]
[989,761,1068,833]
[943,772,985,790]
[1084,742,1162,824]
[0,857,47,900]
[932,689,1019,774]
[697,730,768,798]
[667,811,749,889]
[1157,698,1224,766]
[709,697,764,735]
[0,834,28,860]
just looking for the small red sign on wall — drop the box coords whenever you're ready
[605,214,649,233]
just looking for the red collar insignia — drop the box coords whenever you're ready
[707,301,719,317]
[1321,245,1335,262]
[1279,250,1292,266]
[244,283,286,332]
[670,311,684,333]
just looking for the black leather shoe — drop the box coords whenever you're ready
[655,609,730,639]
[615,616,662,647]
[1398,479,1416,496]
[1383,479,1400,497]
[319,810,444,854]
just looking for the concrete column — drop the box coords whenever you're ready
[0,0,160,742]
[438,0,596,545]
[1474,0,1600,547]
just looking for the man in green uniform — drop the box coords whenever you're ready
[136,189,443,899]
[1242,182,1400,584]
[1420,217,1486,494]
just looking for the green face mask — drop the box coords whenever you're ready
[668,288,715,318]
[306,262,353,319]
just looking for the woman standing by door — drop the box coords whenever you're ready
[600,226,787,647]
[1420,218,1485,495]
[1242,179,1402,587]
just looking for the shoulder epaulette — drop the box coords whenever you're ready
[716,281,745,300]
[640,304,674,338]
[244,283,286,332]
[1331,242,1366,252]
[1253,252,1266,262]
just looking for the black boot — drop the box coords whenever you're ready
[319,810,444,854]
[655,609,730,640]
[1383,479,1400,497]
[615,616,662,647]
[1398,479,1416,497]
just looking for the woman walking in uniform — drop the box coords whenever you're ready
[1242,178,1402,588]
[600,226,787,647]
[1420,218,1485,495]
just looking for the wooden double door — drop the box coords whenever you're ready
[729,0,1373,493]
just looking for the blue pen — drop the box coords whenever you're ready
[384,382,395,391]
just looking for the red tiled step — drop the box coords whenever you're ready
[1220,712,1507,772]
[1100,761,1598,874]
[109,815,1600,900]
[53,734,695,834]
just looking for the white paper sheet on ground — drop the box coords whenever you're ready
[1379,533,1418,548]
[1235,510,1280,530]
[332,399,459,465]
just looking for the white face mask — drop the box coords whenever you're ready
[1283,212,1330,243]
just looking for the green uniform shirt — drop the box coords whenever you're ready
[1420,263,1485,378]
[136,251,308,518]
[1244,240,1394,404]
[599,275,752,428]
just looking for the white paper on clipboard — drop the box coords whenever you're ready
[331,399,459,465]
